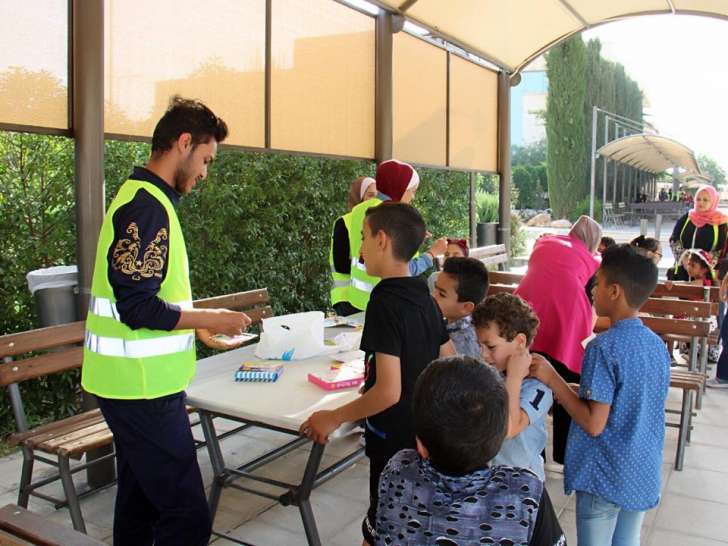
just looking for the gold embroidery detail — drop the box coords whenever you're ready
[112,222,168,281]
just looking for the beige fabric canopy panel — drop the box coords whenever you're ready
[375,0,728,73]
[597,133,701,175]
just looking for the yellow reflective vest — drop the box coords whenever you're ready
[81,179,196,399]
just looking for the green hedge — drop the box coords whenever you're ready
[0,135,471,438]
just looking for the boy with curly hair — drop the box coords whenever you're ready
[472,293,553,480]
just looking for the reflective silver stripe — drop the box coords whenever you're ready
[85,331,194,358]
[332,279,349,288]
[351,257,368,273]
[89,296,193,319]
[351,276,375,293]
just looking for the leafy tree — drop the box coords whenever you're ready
[697,154,726,188]
[545,36,588,217]
[512,140,546,167]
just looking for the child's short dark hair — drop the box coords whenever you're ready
[600,244,657,308]
[600,236,616,248]
[472,293,540,345]
[414,356,507,475]
[365,202,425,262]
[442,257,490,305]
[151,96,229,154]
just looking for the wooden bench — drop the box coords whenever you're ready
[0,504,105,546]
[0,288,272,533]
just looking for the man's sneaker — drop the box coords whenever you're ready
[706,377,728,389]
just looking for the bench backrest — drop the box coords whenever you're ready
[436,243,508,269]
[0,287,272,388]
[487,284,713,319]
[489,270,720,303]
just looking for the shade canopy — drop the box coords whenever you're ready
[597,133,701,175]
[373,1,728,73]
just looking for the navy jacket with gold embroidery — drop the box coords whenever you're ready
[106,166,182,331]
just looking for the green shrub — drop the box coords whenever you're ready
[476,192,499,223]
[570,197,602,223]
[0,134,471,438]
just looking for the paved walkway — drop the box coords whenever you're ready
[2,219,727,544]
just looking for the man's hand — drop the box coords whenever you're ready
[664,280,674,290]
[300,410,342,444]
[529,353,555,385]
[506,348,531,380]
[196,328,251,350]
[428,237,448,258]
[207,309,252,337]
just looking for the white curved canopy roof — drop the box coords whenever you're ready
[373,1,728,73]
[597,134,701,175]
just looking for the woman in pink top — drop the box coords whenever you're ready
[515,215,601,465]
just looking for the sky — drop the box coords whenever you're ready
[583,14,728,173]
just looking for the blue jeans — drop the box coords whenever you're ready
[576,491,645,546]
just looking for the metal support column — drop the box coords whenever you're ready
[602,116,609,222]
[72,0,113,487]
[469,172,477,246]
[589,106,597,217]
[375,11,397,164]
[497,71,511,255]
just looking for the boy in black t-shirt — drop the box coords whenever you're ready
[300,202,455,546]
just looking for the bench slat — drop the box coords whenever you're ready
[0,347,84,388]
[58,429,115,458]
[0,322,85,359]
[469,244,507,259]
[33,421,110,452]
[0,504,105,546]
[0,527,33,545]
[194,288,270,311]
[9,410,104,447]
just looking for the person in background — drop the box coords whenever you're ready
[329,176,377,316]
[669,185,727,281]
[598,236,616,254]
[514,215,602,469]
[374,356,565,546]
[431,257,489,358]
[345,160,447,312]
[630,235,662,265]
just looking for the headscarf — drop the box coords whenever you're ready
[688,184,727,228]
[375,159,420,202]
[569,215,602,254]
[446,238,469,257]
[347,176,376,211]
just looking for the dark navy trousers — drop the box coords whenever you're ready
[97,392,212,546]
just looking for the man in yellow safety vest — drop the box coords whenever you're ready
[81,97,250,546]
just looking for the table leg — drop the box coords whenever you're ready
[199,411,226,521]
[295,442,325,546]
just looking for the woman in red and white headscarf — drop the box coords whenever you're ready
[334,159,446,313]
[669,184,727,281]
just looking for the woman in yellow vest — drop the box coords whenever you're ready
[329,176,377,316]
[346,159,447,312]
[81,98,250,546]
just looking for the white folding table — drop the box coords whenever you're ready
[188,327,364,546]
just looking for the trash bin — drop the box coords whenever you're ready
[477,222,499,246]
[26,265,79,327]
